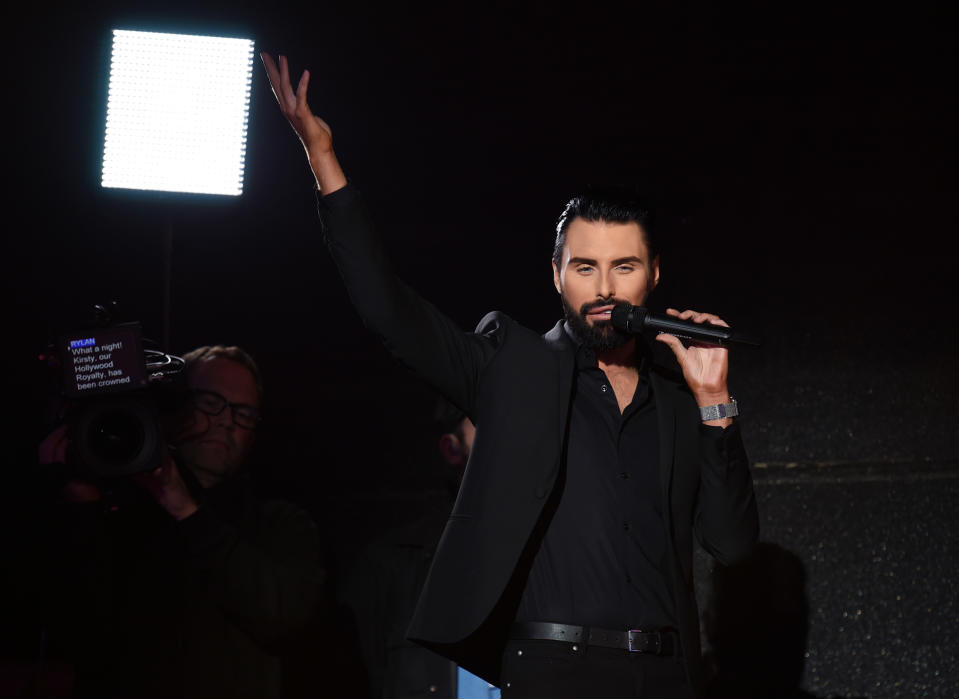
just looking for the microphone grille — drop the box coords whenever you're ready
[610,304,633,330]
[610,304,647,332]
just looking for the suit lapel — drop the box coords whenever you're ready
[543,321,575,450]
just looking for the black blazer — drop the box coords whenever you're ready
[319,185,759,695]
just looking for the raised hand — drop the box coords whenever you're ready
[260,52,346,193]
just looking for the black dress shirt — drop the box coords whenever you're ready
[515,326,677,630]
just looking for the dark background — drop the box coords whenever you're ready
[9,0,956,479]
[3,0,957,693]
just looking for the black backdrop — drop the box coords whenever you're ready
[6,0,957,575]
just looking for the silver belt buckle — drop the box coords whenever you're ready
[627,629,659,654]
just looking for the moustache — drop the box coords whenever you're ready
[579,298,631,317]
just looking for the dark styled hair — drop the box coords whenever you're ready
[552,187,658,267]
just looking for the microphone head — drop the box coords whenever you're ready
[610,304,646,332]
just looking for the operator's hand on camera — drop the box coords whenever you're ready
[133,447,198,521]
[260,52,347,194]
[38,424,101,503]
[655,308,734,428]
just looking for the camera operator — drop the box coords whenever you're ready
[37,345,328,699]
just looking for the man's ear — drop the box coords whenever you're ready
[552,259,562,295]
[438,433,463,466]
[649,255,661,291]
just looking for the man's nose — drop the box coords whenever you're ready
[596,270,614,298]
[211,408,235,430]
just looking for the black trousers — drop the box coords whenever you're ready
[499,639,693,699]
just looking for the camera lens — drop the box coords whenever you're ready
[88,408,146,465]
[74,397,161,477]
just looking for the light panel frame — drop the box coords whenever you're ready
[101,29,254,196]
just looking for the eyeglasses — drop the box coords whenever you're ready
[190,389,260,430]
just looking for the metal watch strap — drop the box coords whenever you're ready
[699,398,738,421]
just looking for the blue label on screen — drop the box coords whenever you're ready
[70,337,97,348]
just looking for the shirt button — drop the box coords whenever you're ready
[623,522,630,531]
[429,685,438,693]
[619,471,629,479]
[601,384,608,393]
[626,575,632,583]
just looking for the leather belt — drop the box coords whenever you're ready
[510,622,680,656]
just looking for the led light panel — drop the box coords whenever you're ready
[102,30,254,196]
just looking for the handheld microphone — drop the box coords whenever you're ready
[610,304,762,348]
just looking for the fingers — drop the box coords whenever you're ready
[259,52,283,104]
[132,465,161,487]
[655,330,686,361]
[656,333,689,367]
[131,458,177,496]
[38,424,70,465]
[62,480,102,503]
[260,52,277,84]
[260,52,298,114]
[665,307,729,328]
[296,69,310,110]
[159,449,178,477]
[278,54,297,110]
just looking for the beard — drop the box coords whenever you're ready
[561,295,632,352]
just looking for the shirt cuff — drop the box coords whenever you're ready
[314,180,357,206]
[699,420,749,472]
[700,419,739,437]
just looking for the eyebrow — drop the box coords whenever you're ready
[567,255,645,266]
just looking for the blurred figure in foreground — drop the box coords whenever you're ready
[342,397,498,698]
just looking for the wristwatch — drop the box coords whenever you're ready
[699,398,738,422]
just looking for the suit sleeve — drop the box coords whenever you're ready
[317,185,499,416]
[693,422,760,564]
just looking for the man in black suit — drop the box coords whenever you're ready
[262,53,758,699]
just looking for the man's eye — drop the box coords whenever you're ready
[234,407,256,421]
[616,265,635,273]
[576,266,594,274]
[194,393,222,410]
